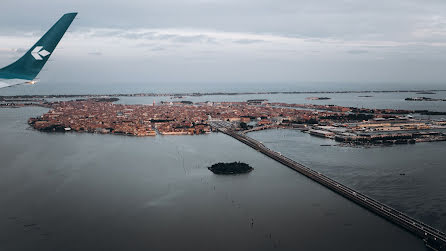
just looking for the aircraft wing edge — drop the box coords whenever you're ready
[0,79,27,89]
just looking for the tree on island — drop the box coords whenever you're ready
[208,162,253,175]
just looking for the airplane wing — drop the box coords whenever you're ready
[0,79,27,89]
[0,12,77,89]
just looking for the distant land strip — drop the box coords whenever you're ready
[1,89,446,99]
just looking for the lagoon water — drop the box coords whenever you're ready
[249,129,446,231]
[1,82,445,250]
[0,107,425,250]
[115,90,446,113]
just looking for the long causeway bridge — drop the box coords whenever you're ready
[209,122,446,250]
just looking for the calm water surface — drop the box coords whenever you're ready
[249,129,446,231]
[2,81,446,112]
[0,107,425,251]
[115,91,446,112]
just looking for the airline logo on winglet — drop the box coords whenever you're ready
[31,46,51,60]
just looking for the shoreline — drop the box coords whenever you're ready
[1,89,446,99]
[23,98,446,142]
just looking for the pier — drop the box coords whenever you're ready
[209,122,446,250]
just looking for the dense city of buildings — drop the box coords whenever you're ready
[28,99,317,136]
[25,98,446,145]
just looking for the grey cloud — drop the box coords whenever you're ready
[233,39,266,44]
[3,0,446,41]
[134,43,169,52]
[88,29,124,37]
[90,29,218,44]
[347,50,369,54]
[135,33,218,44]
[171,35,217,44]
[15,48,27,54]
[150,47,166,52]
[123,32,160,40]
[2,0,446,84]
[135,43,156,48]
[365,45,396,49]
[88,51,103,56]
[0,48,26,55]
[304,38,324,43]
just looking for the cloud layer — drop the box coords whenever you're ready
[1,0,446,84]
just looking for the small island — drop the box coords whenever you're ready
[306,97,331,100]
[416,91,436,95]
[405,97,446,101]
[208,162,253,174]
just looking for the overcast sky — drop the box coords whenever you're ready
[2,0,446,85]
